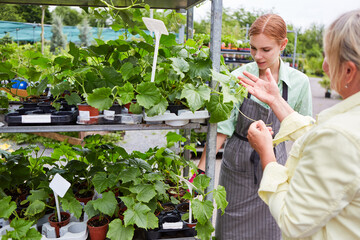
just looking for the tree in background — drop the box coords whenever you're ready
[50,13,66,53]
[0,33,13,45]
[78,17,92,47]
[0,4,51,23]
[193,7,264,44]
[0,4,25,22]
[297,24,324,75]
[54,6,83,26]
[16,5,51,24]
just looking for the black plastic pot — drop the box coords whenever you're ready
[325,90,331,98]
[176,202,189,216]
[167,104,187,115]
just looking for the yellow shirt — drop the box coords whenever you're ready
[259,91,360,239]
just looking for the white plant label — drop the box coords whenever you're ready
[49,173,71,198]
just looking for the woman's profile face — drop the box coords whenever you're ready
[249,33,286,71]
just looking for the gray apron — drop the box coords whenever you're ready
[215,84,288,240]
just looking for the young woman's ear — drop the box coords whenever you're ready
[280,38,288,51]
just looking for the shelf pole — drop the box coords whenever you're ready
[183,128,191,177]
[186,7,194,40]
[293,29,298,67]
[206,0,223,203]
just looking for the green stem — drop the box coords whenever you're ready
[234,104,273,126]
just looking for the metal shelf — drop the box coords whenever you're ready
[0,0,205,10]
[225,59,252,64]
[0,122,201,133]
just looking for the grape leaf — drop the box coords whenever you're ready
[213,185,228,215]
[107,219,134,240]
[195,219,215,240]
[191,198,214,225]
[92,191,118,217]
[180,84,211,112]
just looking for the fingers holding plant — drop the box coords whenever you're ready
[247,120,274,160]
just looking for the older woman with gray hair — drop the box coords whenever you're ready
[239,9,360,239]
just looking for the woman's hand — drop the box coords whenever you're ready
[238,68,281,107]
[247,120,276,169]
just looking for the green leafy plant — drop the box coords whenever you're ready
[188,174,228,240]
[0,197,42,240]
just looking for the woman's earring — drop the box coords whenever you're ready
[345,84,349,88]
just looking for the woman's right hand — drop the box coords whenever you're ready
[238,68,281,107]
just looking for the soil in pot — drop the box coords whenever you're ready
[48,212,71,238]
[87,216,109,240]
[75,189,94,205]
[161,202,176,213]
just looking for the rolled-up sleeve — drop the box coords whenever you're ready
[273,112,315,146]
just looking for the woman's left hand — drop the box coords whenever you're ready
[248,120,276,168]
[239,68,281,107]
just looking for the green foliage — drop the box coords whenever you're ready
[0,4,51,23]
[107,219,134,240]
[186,174,228,239]
[1,218,42,240]
[318,76,330,90]
[0,33,13,45]
[305,57,324,76]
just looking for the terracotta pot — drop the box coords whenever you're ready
[184,216,197,228]
[185,221,197,228]
[124,100,137,114]
[77,104,99,124]
[87,216,109,240]
[48,212,71,238]
[75,189,94,205]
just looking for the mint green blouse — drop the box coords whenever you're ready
[217,59,313,136]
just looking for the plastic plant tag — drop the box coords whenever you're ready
[163,222,183,229]
[50,173,71,198]
[50,173,71,224]
[142,17,169,83]
[177,175,197,224]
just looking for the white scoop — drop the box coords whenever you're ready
[142,17,169,82]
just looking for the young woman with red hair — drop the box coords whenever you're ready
[196,14,313,239]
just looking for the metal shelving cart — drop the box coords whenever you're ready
[0,0,223,202]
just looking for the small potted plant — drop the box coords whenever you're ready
[318,76,331,98]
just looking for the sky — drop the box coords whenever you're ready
[193,0,360,30]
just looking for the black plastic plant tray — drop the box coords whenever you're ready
[146,224,196,240]
[5,110,78,126]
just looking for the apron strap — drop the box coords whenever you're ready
[234,82,287,184]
